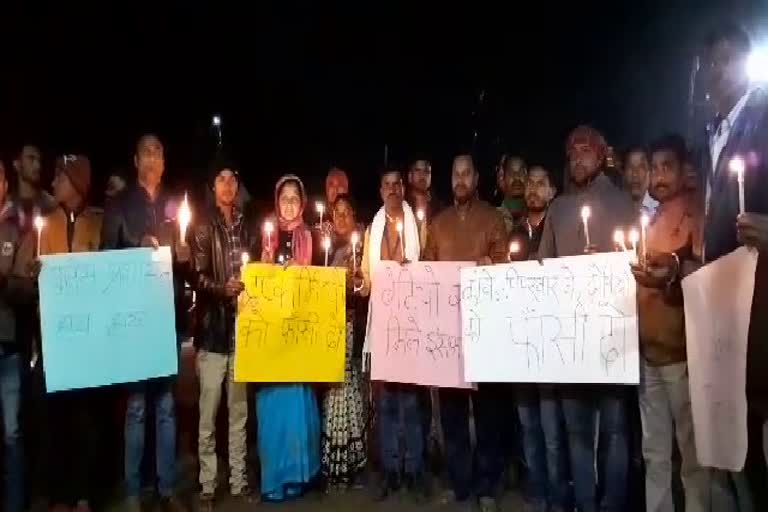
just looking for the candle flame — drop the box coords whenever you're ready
[509,241,521,254]
[396,221,403,233]
[322,236,331,250]
[264,221,274,234]
[316,201,325,214]
[178,193,191,233]
[351,231,359,246]
[34,216,44,231]
[613,229,625,246]
[241,252,250,266]
[628,229,639,245]
[580,205,591,220]
[416,209,425,222]
[729,156,746,177]
[640,213,650,228]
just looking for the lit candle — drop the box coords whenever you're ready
[322,236,331,267]
[640,214,650,266]
[351,231,360,273]
[581,205,591,249]
[613,229,627,251]
[316,201,325,227]
[509,240,521,261]
[628,228,639,256]
[34,215,44,258]
[178,193,191,246]
[416,208,427,247]
[396,221,404,261]
[730,156,746,215]
[264,221,274,249]
[241,252,250,267]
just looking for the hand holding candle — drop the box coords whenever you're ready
[34,215,44,258]
[730,156,746,215]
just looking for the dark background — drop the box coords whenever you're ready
[0,1,767,211]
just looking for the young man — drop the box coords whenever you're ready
[12,144,56,233]
[20,155,103,512]
[538,125,636,512]
[101,135,189,512]
[622,147,658,216]
[359,166,427,502]
[406,157,442,219]
[514,165,570,512]
[422,154,508,512]
[0,160,29,512]
[497,155,528,234]
[189,159,254,510]
[630,136,711,512]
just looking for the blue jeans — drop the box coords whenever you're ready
[0,354,23,512]
[376,383,424,475]
[562,386,628,512]
[124,378,177,497]
[440,384,505,500]
[517,385,571,510]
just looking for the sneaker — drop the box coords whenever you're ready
[231,487,258,504]
[374,472,400,501]
[73,500,92,512]
[405,472,431,504]
[479,496,498,512]
[198,493,214,512]
[160,496,188,512]
[124,497,142,512]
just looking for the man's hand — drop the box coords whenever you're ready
[224,277,245,298]
[352,270,364,293]
[737,213,768,251]
[175,243,191,263]
[476,256,492,266]
[28,259,42,280]
[141,235,160,250]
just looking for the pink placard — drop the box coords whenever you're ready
[370,261,474,388]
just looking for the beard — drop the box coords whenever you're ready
[453,187,473,204]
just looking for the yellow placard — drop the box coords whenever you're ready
[235,264,347,382]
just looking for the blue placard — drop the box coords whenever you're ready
[39,247,179,392]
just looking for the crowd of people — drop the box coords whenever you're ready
[0,20,766,512]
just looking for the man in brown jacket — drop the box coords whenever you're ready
[630,136,711,512]
[423,154,508,512]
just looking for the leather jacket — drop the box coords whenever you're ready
[190,207,256,354]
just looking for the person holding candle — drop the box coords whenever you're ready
[697,22,768,509]
[509,165,556,263]
[628,135,714,512]
[320,193,368,490]
[537,125,635,512]
[101,134,190,512]
[257,174,320,501]
[358,166,425,502]
[422,153,509,512]
[187,158,255,509]
[11,144,56,235]
[406,156,443,221]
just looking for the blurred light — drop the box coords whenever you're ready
[747,46,768,83]
[729,155,746,175]
[212,114,222,127]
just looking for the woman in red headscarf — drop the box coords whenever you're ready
[256,175,320,501]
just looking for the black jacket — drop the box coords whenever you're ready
[190,207,256,354]
[101,184,189,336]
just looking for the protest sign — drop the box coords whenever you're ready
[235,264,346,382]
[370,261,474,388]
[682,247,757,471]
[39,247,178,392]
[460,251,639,383]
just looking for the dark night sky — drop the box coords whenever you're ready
[1,1,766,209]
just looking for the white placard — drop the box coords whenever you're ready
[460,251,639,384]
[682,247,757,471]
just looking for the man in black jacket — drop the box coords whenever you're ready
[190,158,254,509]
[101,134,188,512]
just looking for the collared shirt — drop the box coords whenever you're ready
[220,209,244,281]
[710,89,752,176]
[638,195,701,366]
